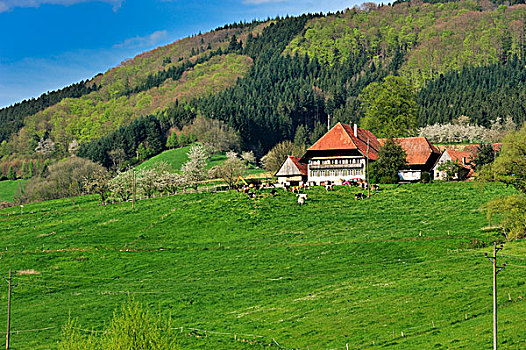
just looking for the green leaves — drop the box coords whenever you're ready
[360,75,417,138]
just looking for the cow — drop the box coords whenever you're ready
[355,192,366,200]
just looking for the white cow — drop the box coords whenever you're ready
[297,193,307,205]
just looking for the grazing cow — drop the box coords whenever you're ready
[297,193,307,205]
[355,192,366,200]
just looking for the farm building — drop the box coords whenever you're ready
[299,123,380,185]
[379,137,441,181]
[433,150,474,180]
[275,156,308,186]
[276,123,441,185]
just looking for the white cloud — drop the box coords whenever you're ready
[113,30,168,49]
[0,0,124,13]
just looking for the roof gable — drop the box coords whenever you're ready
[379,137,440,165]
[308,123,379,159]
[445,150,473,168]
[275,156,308,177]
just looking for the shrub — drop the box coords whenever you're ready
[58,299,179,350]
[16,157,107,203]
[484,195,526,241]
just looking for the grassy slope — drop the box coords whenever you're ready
[137,145,267,175]
[0,182,525,349]
[0,179,26,202]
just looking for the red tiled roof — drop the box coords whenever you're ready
[288,156,308,176]
[445,150,474,169]
[308,123,380,160]
[462,143,502,154]
[379,137,440,165]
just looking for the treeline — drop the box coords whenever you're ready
[0,80,99,143]
[418,57,526,127]
[393,0,526,5]
[77,115,166,169]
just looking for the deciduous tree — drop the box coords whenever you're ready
[209,152,246,188]
[181,144,209,188]
[360,75,417,138]
[371,138,407,184]
[261,141,305,174]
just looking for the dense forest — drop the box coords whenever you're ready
[1,0,526,175]
[0,81,98,143]
[418,57,526,127]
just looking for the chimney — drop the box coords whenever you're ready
[354,123,358,137]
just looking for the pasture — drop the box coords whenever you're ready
[0,182,525,349]
[0,179,26,203]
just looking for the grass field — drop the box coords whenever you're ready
[0,182,525,349]
[0,179,26,202]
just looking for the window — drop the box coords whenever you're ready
[356,169,362,176]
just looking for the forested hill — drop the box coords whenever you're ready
[1,0,526,174]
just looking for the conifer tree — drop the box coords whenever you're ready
[6,166,15,180]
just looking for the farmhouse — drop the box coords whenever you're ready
[299,123,380,185]
[380,137,441,181]
[276,123,441,185]
[433,150,474,180]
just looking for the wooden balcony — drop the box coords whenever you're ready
[309,163,363,170]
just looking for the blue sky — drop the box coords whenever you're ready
[0,0,374,108]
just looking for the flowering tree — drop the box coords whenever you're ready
[109,170,135,202]
[181,144,209,189]
[83,167,111,203]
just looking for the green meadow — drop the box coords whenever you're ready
[0,180,26,203]
[0,182,525,349]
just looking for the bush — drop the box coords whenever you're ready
[421,171,431,183]
[58,299,179,350]
[16,157,106,203]
[484,195,526,241]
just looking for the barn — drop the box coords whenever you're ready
[275,156,308,186]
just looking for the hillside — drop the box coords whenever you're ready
[0,182,525,349]
[1,1,526,174]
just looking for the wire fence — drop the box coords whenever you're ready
[0,300,517,350]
